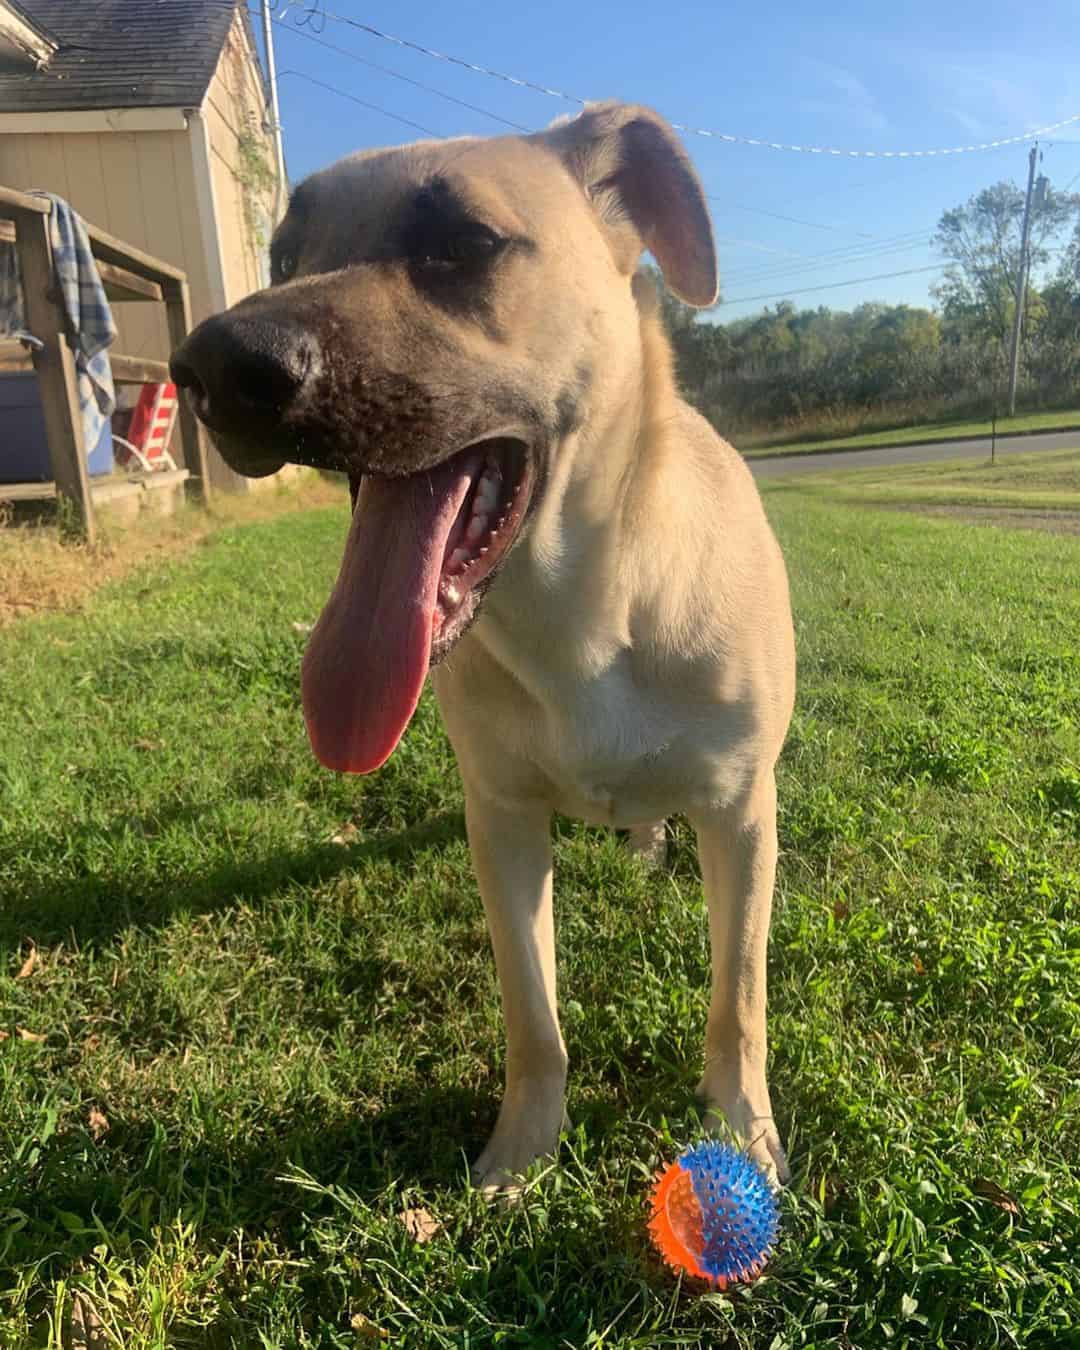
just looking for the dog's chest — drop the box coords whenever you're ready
[523,669,758,827]
[437,621,770,826]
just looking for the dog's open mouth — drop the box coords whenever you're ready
[432,438,532,658]
[301,438,534,774]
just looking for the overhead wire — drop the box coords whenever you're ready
[274,70,440,137]
[266,13,531,132]
[707,197,876,238]
[719,148,1076,288]
[279,2,1080,159]
[715,236,812,260]
[263,9,910,242]
[720,242,938,292]
[720,244,1070,308]
[721,230,937,286]
[718,263,951,307]
[260,5,1076,311]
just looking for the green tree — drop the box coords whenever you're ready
[863,305,940,366]
[932,179,1080,345]
[642,264,730,397]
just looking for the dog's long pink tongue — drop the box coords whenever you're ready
[301,460,474,774]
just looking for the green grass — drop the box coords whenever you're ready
[1,479,1078,1347]
[742,407,1080,458]
[766,446,1080,515]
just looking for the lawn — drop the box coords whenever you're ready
[765,445,1080,516]
[1,473,1078,1347]
[742,407,1080,459]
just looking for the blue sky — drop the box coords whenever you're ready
[259,0,1080,322]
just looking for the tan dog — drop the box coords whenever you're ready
[171,103,795,1192]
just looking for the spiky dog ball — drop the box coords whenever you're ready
[648,1141,779,1288]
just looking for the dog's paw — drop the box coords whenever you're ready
[471,1075,568,1200]
[698,1085,790,1188]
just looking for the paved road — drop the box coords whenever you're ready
[749,427,1080,477]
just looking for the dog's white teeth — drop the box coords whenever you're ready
[442,581,461,606]
[475,472,500,514]
[448,548,470,571]
[466,513,488,544]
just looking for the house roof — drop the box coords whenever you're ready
[0,0,258,114]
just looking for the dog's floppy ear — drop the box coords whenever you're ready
[538,102,717,307]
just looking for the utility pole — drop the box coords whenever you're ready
[1006,144,1039,416]
[261,0,288,224]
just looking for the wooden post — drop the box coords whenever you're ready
[14,211,96,542]
[163,278,212,502]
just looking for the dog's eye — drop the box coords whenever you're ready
[424,225,502,267]
[275,252,297,282]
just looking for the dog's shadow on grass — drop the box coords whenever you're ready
[11,1076,501,1274]
[0,808,467,948]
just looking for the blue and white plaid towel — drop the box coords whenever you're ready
[0,236,25,336]
[33,193,118,458]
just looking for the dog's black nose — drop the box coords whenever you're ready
[170,314,317,436]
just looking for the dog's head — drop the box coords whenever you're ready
[171,103,716,773]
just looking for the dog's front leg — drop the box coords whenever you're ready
[466,791,568,1195]
[691,771,789,1185]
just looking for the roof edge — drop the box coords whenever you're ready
[0,105,191,132]
[0,0,59,69]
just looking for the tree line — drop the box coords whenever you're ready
[656,178,1080,445]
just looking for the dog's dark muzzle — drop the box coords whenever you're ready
[172,302,540,485]
[170,312,320,476]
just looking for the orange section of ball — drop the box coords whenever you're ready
[648,1162,714,1284]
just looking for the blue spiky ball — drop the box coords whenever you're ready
[648,1140,779,1287]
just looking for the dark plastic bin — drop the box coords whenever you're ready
[0,370,113,482]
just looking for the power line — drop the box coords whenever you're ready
[721,240,937,291]
[708,197,876,238]
[289,0,326,32]
[265,8,1077,268]
[719,225,938,283]
[283,2,1080,159]
[716,236,812,260]
[264,15,894,243]
[244,61,1071,313]
[721,231,937,287]
[274,71,440,137]
[719,243,1070,308]
[718,263,950,307]
[722,142,1079,285]
[267,12,531,132]
[279,1,586,107]
[265,63,936,263]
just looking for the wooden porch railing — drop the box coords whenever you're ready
[0,184,211,543]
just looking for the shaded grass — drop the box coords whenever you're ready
[742,408,1080,458]
[0,473,1078,1346]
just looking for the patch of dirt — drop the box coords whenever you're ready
[881,503,1080,535]
[0,472,347,629]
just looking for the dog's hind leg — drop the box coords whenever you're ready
[690,772,789,1186]
[466,792,568,1197]
[627,820,668,868]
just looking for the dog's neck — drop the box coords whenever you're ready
[473,300,680,682]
